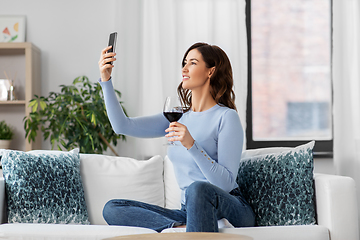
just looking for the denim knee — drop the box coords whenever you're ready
[103,199,130,223]
[103,199,116,222]
[185,181,213,202]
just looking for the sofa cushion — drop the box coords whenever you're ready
[79,154,165,225]
[221,225,329,240]
[1,149,89,224]
[164,156,182,209]
[0,223,157,239]
[237,141,316,226]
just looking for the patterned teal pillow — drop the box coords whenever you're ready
[1,149,90,224]
[237,141,316,226]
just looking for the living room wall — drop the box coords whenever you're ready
[0,0,118,150]
[1,0,116,94]
[0,0,336,174]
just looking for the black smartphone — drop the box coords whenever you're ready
[107,32,117,64]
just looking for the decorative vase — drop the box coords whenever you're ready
[0,139,11,149]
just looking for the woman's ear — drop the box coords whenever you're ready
[209,67,215,78]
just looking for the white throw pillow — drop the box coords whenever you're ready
[164,156,182,209]
[80,154,165,225]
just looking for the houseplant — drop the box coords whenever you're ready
[23,76,126,155]
[0,120,14,149]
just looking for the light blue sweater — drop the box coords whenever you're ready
[100,79,244,204]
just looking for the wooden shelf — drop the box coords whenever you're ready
[0,42,40,51]
[0,100,26,105]
[0,42,41,151]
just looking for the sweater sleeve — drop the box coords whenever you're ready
[100,79,169,138]
[187,109,243,192]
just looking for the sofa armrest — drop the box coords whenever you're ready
[314,173,359,240]
[0,177,5,223]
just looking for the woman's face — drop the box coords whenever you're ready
[182,49,213,91]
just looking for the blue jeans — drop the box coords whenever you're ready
[103,181,255,232]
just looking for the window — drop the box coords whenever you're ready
[246,0,333,156]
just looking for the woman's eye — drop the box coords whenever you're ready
[191,62,196,65]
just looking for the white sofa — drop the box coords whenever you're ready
[0,153,358,240]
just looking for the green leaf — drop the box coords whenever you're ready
[44,131,50,140]
[39,100,47,110]
[73,76,81,84]
[60,139,66,148]
[28,99,37,108]
[91,113,96,125]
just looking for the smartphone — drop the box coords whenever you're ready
[107,32,117,64]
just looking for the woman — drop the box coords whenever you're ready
[98,42,255,232]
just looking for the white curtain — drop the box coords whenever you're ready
[112,0,248,159]
[333,0,360,225]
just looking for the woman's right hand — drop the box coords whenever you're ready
[98,46,117,82]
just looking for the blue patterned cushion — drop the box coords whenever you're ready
[1,149,90,224]
[237,141,316,226]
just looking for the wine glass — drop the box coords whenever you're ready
[163,96,183,146]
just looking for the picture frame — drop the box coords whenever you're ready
[0,16,26,42]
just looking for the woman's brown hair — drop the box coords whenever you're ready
[177,42,237,112]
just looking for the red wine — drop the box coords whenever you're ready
[163,112,183,122]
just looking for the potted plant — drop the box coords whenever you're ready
[0,120,14,149]
[24,76,126,155]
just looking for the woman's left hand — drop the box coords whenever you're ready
[165,122,195,150]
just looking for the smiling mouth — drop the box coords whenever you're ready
[183,76,190,81]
